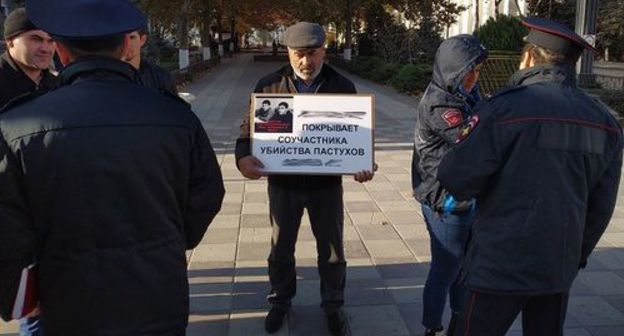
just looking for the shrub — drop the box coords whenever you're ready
[475,15,528,52]
[369,63,402,83]
[389,64,433,95]
[350,56,385,79]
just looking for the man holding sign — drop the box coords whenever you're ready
[235,22,374,336]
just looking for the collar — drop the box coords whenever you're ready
[509,64,577,88]
[59,56,139,85]
[1,51,50,84]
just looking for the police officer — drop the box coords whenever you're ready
[236,22,374,336]
[437,17,622,335]
[0,1,224,335]
[411,34,487,336]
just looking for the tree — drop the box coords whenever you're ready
[597,0,624,61]
[527,0,576,28]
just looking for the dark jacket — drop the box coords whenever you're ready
[412,34,487,212]
[438,64,623,295]
[138,59,178,96]
[235,64,357,188]
[0,52,59,109]
[0,57,224,334]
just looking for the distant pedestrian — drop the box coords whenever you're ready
[438,17,622,336]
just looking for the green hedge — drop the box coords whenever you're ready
[475,15,528,52]
[336,56,432,95]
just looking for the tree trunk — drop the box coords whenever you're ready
[343,0,353,61]
[474,0,480,31]
[177,0,192,70]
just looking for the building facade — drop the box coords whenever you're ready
[447,0,528,36]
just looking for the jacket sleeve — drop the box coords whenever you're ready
[0,136,34,321]
[437,103,502,201]
[581,141,623,265]
[184,121,225,249]
[424,106,467,145]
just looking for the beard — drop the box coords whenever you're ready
[293,63,323,82]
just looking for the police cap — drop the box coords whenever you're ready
[25,0,146,39]
[522,17,596,61]
[284,22,326,50]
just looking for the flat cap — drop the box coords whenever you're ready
[25,0,146,39]
[3,8,38,39]
[284,22,326,49]
[522,17,596,61]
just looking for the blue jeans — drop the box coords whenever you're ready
[421,204,474,330]
[20,316,42,336]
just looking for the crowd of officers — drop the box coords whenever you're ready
[0,1,620,336]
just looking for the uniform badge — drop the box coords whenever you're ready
[456,115,480,143]
[442,109,463,127]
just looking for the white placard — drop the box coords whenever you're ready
[251,93,375,175]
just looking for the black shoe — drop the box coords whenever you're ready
[326,309,348,336]
[424,327,444,336]
[265,306,288,334]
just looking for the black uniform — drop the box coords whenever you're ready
[236,64,356,312]
[0,51,58,109]
[138,59,178,96]
[0,57,224,335]
[438,64,622,335]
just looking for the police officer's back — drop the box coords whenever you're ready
[0,1,224,334]
[438,18,622,335]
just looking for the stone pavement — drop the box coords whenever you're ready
[2,54,624,335]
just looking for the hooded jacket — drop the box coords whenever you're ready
[438,64,622,294]
[412,34,487,212]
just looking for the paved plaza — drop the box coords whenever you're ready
[2,54,624,335]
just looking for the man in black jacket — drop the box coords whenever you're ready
[438,17,622,336]
[0,7,57,109]
[0,1,224,335]
[123,27,178,96]
[236,22,374,336]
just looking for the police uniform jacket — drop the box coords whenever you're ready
[438,64,623,295]
[0,51,58,109]
[235,64,356,188]
[0,57,224,334]
[412,35,486,212]
[139,59,178,96]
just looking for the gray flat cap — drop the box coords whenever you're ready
[284,22,325,49]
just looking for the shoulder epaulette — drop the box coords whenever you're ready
[0,89,49,114]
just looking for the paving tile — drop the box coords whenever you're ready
[234,260,268,283]
[188,261,234,284]
[370,190,406,201]
[377,201,417,212]
[590,249,624,270]
[200,228,240,244]
[603,295,624,315]
[243,192,268,202]
[385,210,422,225]
[231,282,271,310]
[394,224,428,240]
[357,224,400,241]
[397,302,425,335]
[349,212,390,226]
[288,305,331,336]
[347,259,382,280]
[405,238,433,257]
[220,202,243,215]
[386,277,426,304]
[376,260,429,279]
[345,201,380,213]
[187,313,230,336]
[344,239,371,259]
[366,182,397,191]
[239,228,272,243]
[223,192,244,203]
[577,271,624,295]
[567,296,624,326]
[224,182,245,193]
[242,202,269,214]
[210,214,241,229]
[228,310,288,336]
[241,214,271,228]
[294,241,318,260]
[193,243,237,262]
[365,240,413,259]
[346,305,410,336]
[586,326,624,336]
[0,320,19,335]
[291,279,321,306]
[243,182,269,193]
[345,278,394,306]
[189,283,233,312]
[237,241,270,261]
[344,191,373,201]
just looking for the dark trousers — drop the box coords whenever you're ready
[455,290,569,336]
[267,183,346,312]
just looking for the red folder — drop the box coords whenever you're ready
[11,264,37,320]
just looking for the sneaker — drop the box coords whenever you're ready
[424,327,445,336]
[326,309,348,336]
[264,305,288,334]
